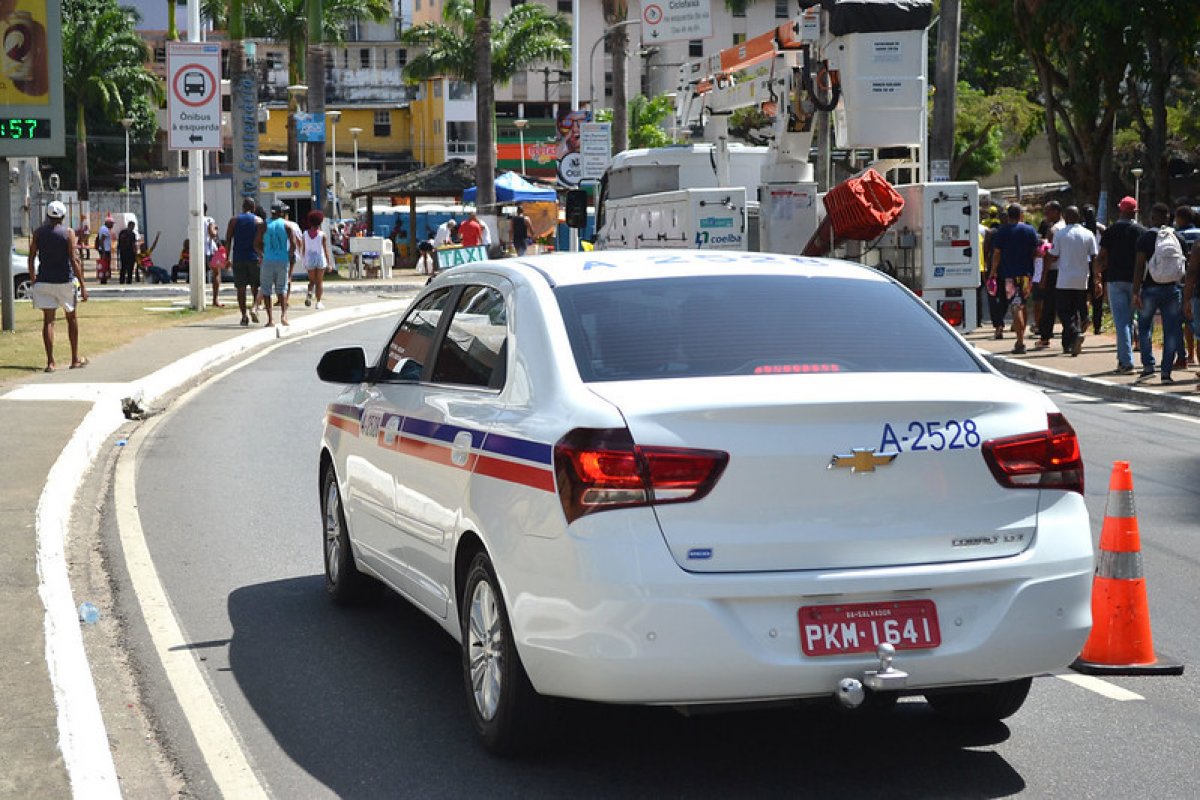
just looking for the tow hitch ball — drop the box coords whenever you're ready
[836,643,909,709]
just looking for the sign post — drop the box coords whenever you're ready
[168,40,220,309]
[580,122,612,183]
[167,43,222,151]
[640,0,712,45]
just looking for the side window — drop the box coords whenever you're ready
[431,286,508,389]
[379,288,454,381]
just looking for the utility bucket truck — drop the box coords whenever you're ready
[593,0,981,331]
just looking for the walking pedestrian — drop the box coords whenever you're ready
[117,219,138,284]
[1045,206,1098,357]
[511,204,533,256]
[1082,204,1105,336]
[254,202,298,328]
[202,204,223,306]
[27,200,88,372]
[1096,196,1146,374]
[301,210,335,310]
[1173,205,1198,366]
[1133,202,1186,383]
[224,198,263,326]
[281,205,303,300]
[987,203,1040,354]
[1033,201,1065,349]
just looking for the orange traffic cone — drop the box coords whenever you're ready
[1071,461,1183,676]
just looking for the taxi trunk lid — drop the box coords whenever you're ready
[589,373,1048,573]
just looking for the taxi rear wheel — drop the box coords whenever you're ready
[321,465,372,605]
[924,677,1032,722]
[460,553,553,755]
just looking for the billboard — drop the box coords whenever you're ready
[0,0,64,156]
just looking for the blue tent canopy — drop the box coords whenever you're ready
[463,171,558,203]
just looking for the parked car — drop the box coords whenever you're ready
[11,248,33,299]
[316,250,1094,754]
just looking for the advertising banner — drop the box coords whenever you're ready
[0,0,64,156]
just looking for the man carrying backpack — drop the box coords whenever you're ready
[1132,202,1187,384]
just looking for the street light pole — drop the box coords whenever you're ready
[349,126,362,190]
[1131,167,1143,222]
[589,19,640,112]
[328,109,341,217]
[287,83,308,172]
[121,117,133,212]
[514,118,527,176]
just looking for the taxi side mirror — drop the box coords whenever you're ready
[317,347,368,384]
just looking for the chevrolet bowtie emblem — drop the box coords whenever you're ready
[828,448,899,474]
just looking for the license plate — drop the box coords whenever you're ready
[798,600,941,657]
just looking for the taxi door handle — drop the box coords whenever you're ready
[451,431,473,467]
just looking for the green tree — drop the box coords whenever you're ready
[62,0,161,203]
[1121,2,1200,205]
[402,0,570,211]
[952,83,1041,180]
[999,0,1130,202]
[627,95,674,149]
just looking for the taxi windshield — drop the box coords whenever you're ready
[554,274,984,382]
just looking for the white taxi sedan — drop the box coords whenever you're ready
[317,250,1093,754]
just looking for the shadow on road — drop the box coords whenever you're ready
[228,577,1025,799]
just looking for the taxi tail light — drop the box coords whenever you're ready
[981,413,1084,495]
[554,428,729,523]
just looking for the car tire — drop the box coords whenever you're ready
[924,677,1032,722]
[460,552,553,755]
[14,275,31,300]
[321,465,373,605]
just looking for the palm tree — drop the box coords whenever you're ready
[242,0,391,168]
[601,0,629,154]
[62,0,161,207]
[402,0,571,213]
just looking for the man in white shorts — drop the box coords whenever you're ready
[27,200,89,372]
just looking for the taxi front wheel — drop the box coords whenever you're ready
[461,553,555,755]
[924,677,1032,722]
[321,465,374,605]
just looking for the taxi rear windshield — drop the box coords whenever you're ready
[555,275,983,382]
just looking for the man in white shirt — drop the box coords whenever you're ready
[433,218,457,247]
[1046,205,1099,357]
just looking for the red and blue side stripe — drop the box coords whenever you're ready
[325,403,555,493]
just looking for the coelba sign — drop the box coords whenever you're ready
[694,230,743,248]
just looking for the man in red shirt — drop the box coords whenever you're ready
[457,211,491,248]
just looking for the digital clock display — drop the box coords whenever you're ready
[0,118,51,139]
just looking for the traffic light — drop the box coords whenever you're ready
[565,189,588,229]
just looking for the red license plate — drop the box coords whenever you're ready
[798,600,941,657]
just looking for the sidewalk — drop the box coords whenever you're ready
[0,287,422,798]
[964,324,1200,418]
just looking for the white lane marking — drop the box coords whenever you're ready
[1056,673,1145,701]
[16,300,407,799]
[110,308,404,796]
[116,415,270,799]
[3,383,129,402]
[1049,387,1200,419]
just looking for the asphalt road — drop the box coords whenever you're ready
[118,318,1199,799]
